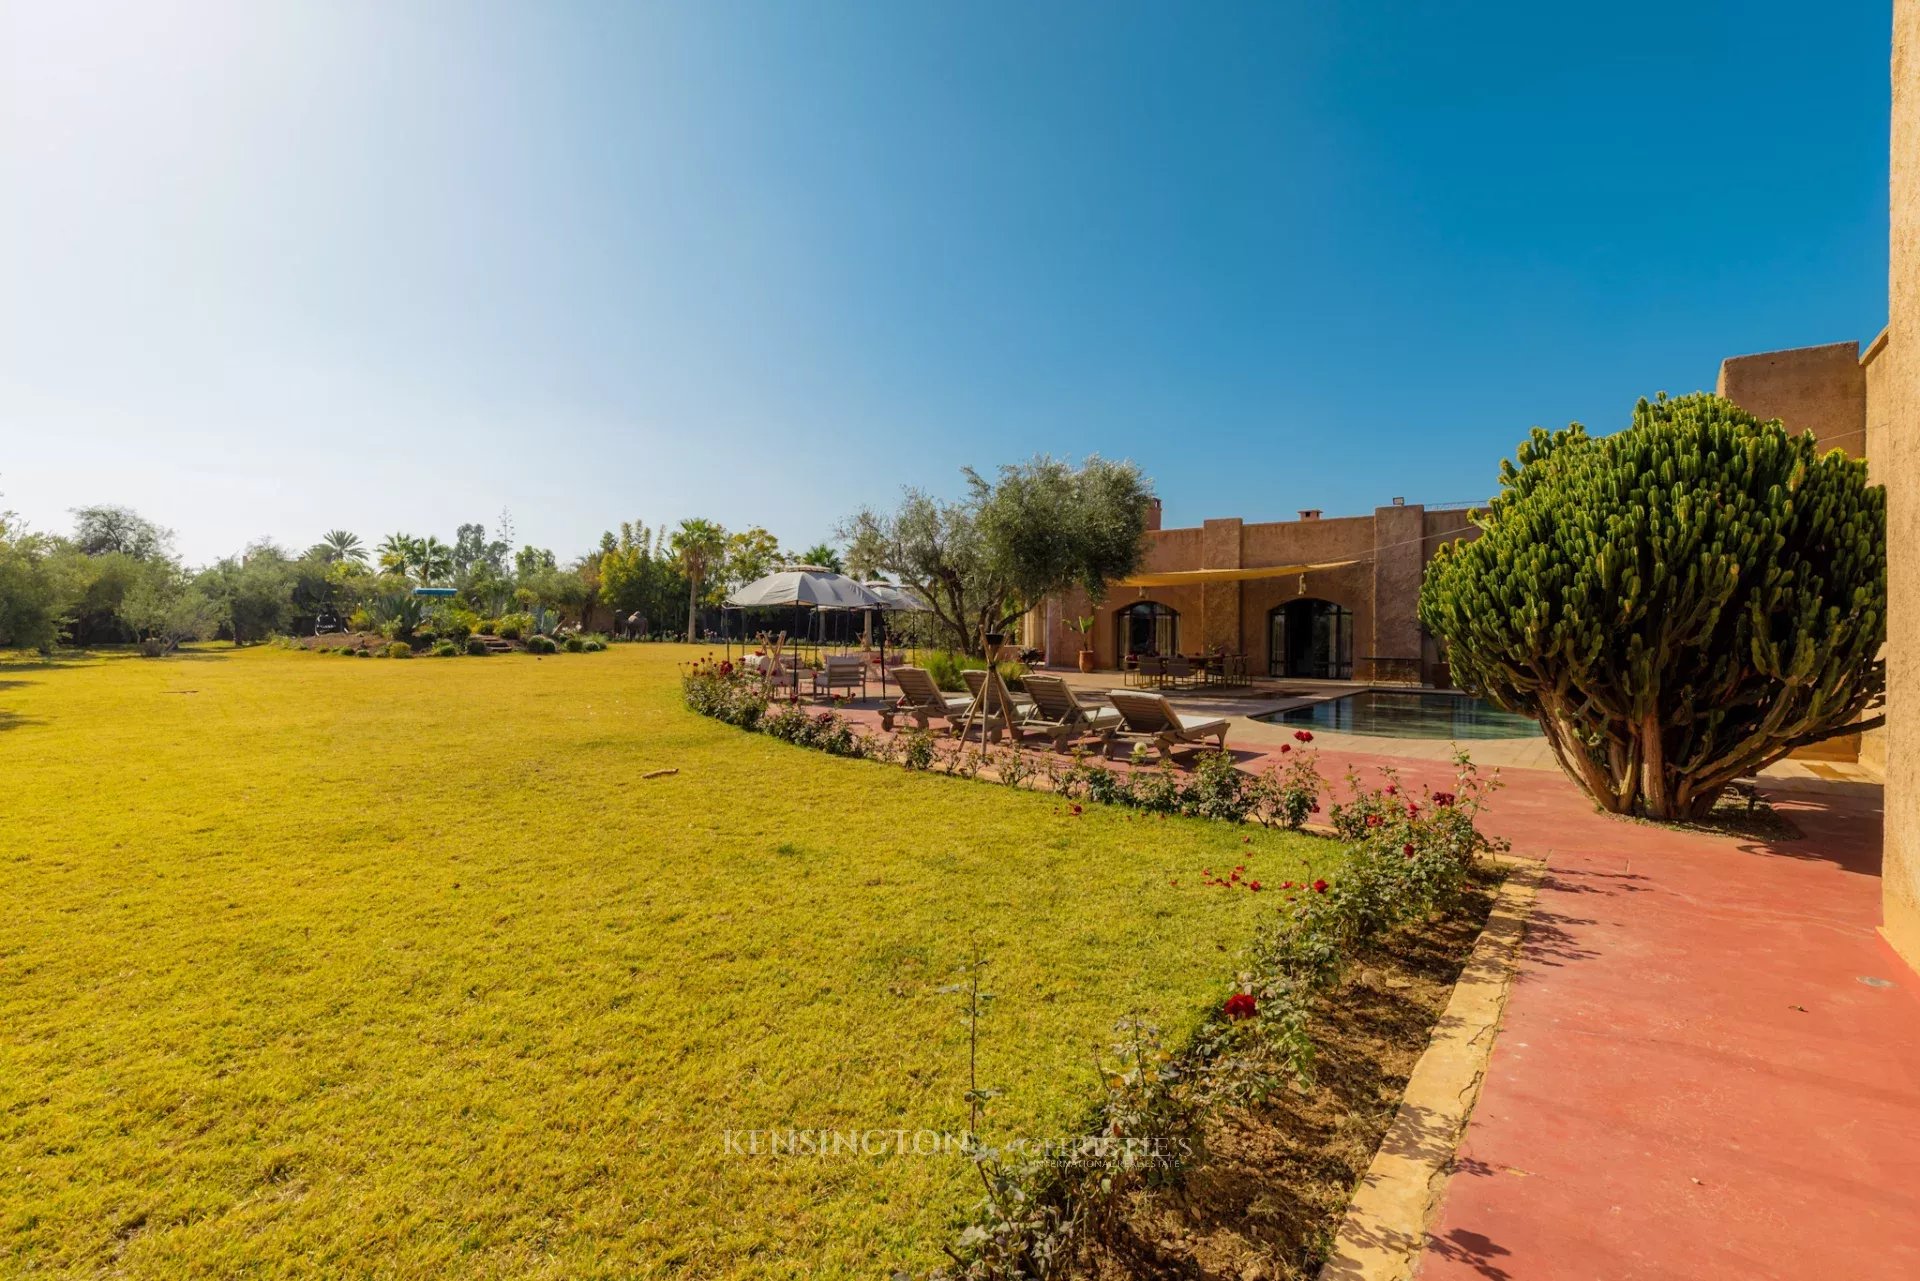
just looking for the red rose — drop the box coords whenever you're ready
[1433,791,1455,807]
[1279,743,1292,754]
[1249,880,1262,892]
[1312,878,1329,893]
[1294,730,1313,743]
[1224,992,1258,1021]
[1403,843,1415,857]
[1365,814,1383,828]
[1071,803,1082,816]
[1384,785,1396,796]
[1407,802,1420,817]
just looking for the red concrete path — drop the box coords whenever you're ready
[1412,768,1920,1281]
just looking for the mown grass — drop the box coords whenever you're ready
[0,644,1337,1278]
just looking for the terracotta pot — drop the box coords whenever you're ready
[1077,648,1096,674]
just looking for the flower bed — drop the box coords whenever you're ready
[681,658,1326,829]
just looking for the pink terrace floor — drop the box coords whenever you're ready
[822,694,1920,1278]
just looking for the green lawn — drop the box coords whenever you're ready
[0,644,1336,1278]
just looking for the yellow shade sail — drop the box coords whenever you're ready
[1116,560,1359,588]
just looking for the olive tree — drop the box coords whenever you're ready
[842,455,1156,655]
[1419,393,1886,820]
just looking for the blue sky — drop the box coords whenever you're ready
[0,1,1893,564]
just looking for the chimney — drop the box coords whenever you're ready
[1144,498,1162,532]
[1298,508,1322,521]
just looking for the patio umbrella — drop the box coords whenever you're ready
[862,579,932,698]
[723,569,882,682]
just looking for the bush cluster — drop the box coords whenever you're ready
[525,634,557,654]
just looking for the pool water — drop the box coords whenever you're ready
[1263,690,1541,740]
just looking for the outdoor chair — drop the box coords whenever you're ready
[1104,689,1231,762]
[1135,654,1168,688]
[1164,654,1197,690]
[885,666,972,732]
[811,654,868,700]
[1019,674,1123,753]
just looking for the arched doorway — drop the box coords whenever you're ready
[1115,601,1178,659]
[1269,599,1352,678]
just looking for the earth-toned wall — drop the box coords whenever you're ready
[1039,503,1475,681]
[1884,0,1919,971]
[1715,341,1868,453]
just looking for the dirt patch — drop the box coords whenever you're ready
[1082,872,1501,1281]
[289,632,387,652]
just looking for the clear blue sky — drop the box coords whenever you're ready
[0,1,1893,565]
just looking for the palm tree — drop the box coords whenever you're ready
[670,518,728,643]
[797,541,844,574]
[310,529,368,564]
[416,536,454,586]
[377,532,420,576]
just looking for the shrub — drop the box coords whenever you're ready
[385,642,413,659]
[433,641,460,657]
[581,637,606,652]
[1253,747,1324,830]
[1181,748,1252,822]
[354,648,370,658]
[496,613,532,641]
[901,728,936,771]
[680,660,766,731]
[922,650,1027,693]
[435,607,480,644]
[525,634,557,655]
[1420,392,1886,820]
[478,618,498,636]
[465,636,490,656]
[348,608,374,632]
[564,635,585,653]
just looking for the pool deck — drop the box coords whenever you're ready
[1025,669,1859,783]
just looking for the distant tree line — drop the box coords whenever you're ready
[0,488,852,656]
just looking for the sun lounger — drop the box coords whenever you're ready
[886,665,972,732]
[952,666,1026,744]
[1019,674,1123,752]
[961,668,1035,720]
[1104,689,1231,762]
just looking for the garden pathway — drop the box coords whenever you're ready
[1388,760,1920,1280]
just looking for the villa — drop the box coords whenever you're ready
[1033,497,1477,684]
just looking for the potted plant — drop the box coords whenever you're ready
[1070,615,1097,673]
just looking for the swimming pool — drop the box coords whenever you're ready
[1261,690,1542,740]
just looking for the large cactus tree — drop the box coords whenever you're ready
[1419,393,1886,820]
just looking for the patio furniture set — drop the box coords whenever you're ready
[1123,651,1251,689]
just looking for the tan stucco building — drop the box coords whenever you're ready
[1035,500,1476,685]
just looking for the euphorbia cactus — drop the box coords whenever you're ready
[1419,393,1886,820]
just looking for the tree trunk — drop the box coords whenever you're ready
[686,575,699,644]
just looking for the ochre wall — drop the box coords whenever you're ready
[1884,0,1920,972]
[1716,341,1867,453]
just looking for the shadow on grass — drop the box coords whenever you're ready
[0,709,43,732]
